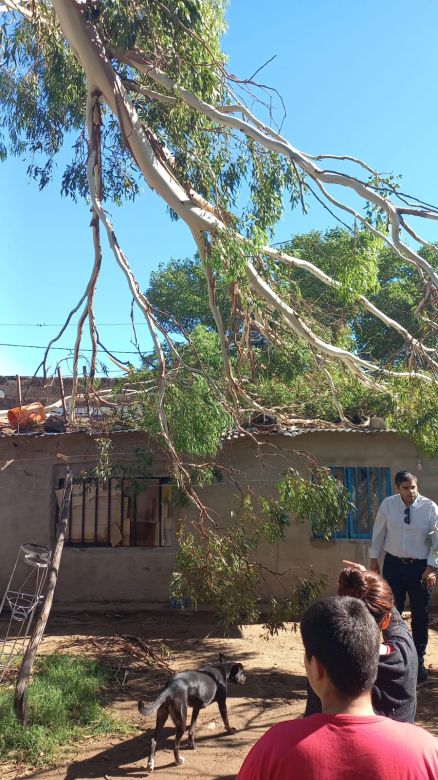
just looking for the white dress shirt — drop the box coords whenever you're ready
[369,493,438,567]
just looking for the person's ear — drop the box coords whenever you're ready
[379,612,391,631]
[304,653,325,684]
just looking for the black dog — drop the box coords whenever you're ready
[138,653,245,770]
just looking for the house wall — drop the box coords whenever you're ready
[0,428,436,610]
[190,430,438,606]
[0,431,177,611]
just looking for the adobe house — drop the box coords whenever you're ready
[0,415,436,611]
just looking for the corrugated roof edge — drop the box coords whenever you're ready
[0,420,392,440]
[224,425,392,440]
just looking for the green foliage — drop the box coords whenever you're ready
[81,438,152,487]
[278,465,352,539]
[286,229,437,363]
[144,231,436,440]
[170,492,291,631]
[171,525,261,631]
[2,2,437,636]
[171,468,351,631]
[208,229,252,284]
[0,1,230,203]
[265,573,328,634]
[0,654,132,770]
[187,325,224,374]
[173,463,223,508]
[290,227,381,302]
[140,372,231,458]
[0,6,87,189]
[1,0,307,259]
[387,378,438,457]
[331,367,394,421]
[147,256,231,332]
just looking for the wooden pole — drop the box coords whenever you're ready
[16,374,22,407]
[57,367,67,422]
[16,374,22,434]
[14,469,73,725]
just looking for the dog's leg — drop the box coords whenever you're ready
[147,704,169,772]
[173,703,187,766]
[187,706,200,749]
[217,697,236,734]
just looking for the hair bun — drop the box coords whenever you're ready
[338,567,368,599]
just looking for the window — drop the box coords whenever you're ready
[56,477,173,547]
[323,466,391,539]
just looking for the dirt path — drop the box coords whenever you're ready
[3,610,438,780]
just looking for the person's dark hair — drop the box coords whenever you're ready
[300,596,380,698]
[338,567,393,625]
[394,470,417,487]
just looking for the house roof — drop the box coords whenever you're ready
[0,416,390,440]
[225,418,389,440]
[0,419,136,438]
[0,388,390,441]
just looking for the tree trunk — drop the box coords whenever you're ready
[14,469,73,724]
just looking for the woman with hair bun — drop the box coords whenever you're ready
[304,564,418,722]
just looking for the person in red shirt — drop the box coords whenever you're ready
[237,596,438,780]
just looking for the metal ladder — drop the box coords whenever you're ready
[0,544,51,684]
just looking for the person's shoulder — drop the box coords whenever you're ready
[268,715,324,736]
[417,494,438,507]
[380,718,437,746]
[261,715,327,745]
[379,494,398,509]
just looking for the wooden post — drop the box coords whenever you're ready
[16,374,22,407]
[16,375,22,434]
[14,469,73,725]
[57,367,67,422]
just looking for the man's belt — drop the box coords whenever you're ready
[386,552,426,565]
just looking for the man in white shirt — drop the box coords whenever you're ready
[369,471,438,683]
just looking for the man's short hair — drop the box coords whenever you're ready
[300,596,380,698]
[394,470,417,487]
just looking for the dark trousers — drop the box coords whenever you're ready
[383,552,430,663]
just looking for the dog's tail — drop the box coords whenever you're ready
[138,689,169,717]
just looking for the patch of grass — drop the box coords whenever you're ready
[0,654,134,770]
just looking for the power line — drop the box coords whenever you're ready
[0,342,147,355]
[0,323,151,327]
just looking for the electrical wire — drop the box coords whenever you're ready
[0,341,148,355]
[0,323,151,327]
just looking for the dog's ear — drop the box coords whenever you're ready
[219,652,227,663]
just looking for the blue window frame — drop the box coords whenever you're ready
[326,466,391,539]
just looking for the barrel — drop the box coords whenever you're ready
[7,402,46,430]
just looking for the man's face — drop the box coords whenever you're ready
[397,479,418,506]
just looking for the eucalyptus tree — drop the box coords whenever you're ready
[1,0,437,625]
[1,2,436,399]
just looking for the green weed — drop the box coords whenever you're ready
[0,654,134,770]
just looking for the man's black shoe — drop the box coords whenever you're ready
[417,664,428,684]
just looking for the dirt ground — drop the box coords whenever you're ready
[2,609,438,780]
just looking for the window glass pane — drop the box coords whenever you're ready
[132,481,160,547]
[351,467,374,536]
[313,466,391,540]
[330,467,348,537]
[350,467,390,538]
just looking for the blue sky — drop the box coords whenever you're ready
[1,0,438,377]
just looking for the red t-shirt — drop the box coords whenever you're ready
[237,714,438,780]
